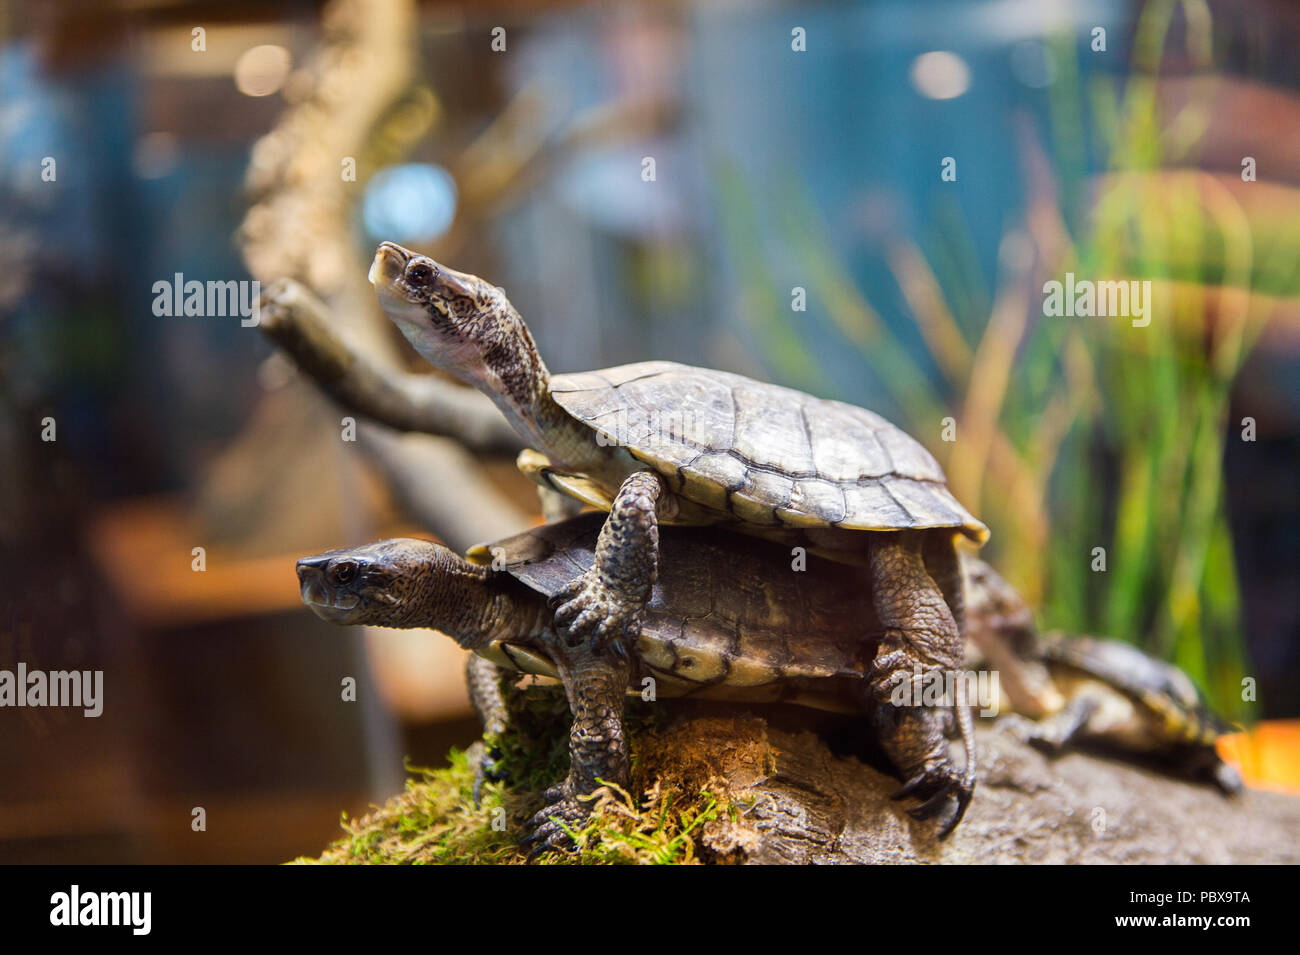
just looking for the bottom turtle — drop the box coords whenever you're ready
[297,511,976,854]
[962,557,1243,795]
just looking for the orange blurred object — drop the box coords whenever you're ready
[1218,721,1300,794]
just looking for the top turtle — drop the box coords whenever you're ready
[369,242,986,547]
[369,241,986,814]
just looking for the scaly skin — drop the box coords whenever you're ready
[867,532,973,836]
[297,489,660,854]
[526,470,661,851]
[523,646,632,857]
[295,538,541,638]
[550,469,663,658]
[368,241,607,474]
[465,655,512,803]
[367,241,977,829]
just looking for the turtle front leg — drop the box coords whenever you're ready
[466,655,513,804]
[868,532,974,837]
[1196,753,1244,797]
[549,469,663,658]
[526,472,660,857]
[523,645,632,858]
[999,695,1099,752]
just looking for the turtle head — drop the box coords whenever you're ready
[370,242,550,445]
[297,538,450,629]
[297,537,516,647]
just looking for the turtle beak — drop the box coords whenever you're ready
[369,241,410,287]
[296,556,361,623]
[296,557,330,607]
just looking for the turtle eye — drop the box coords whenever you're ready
[406,261,435,286]
[330,561,358,585]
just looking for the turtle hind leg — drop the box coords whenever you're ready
[522,646,632,859]
[939,698,976,838]
[922,534,978,837]
[923,532,965,636]
[867,531,974,836]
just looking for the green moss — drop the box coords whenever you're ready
[295,685,749,865]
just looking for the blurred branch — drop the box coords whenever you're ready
[358,425,531,552]
[213,0,529,562]
[259,278,522,456]
[239,0,427,358]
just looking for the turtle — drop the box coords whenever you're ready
[961,557,1243,794]
[367,240,988,815]
[297,511,978,855]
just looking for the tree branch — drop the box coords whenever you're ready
[357,423,530,551]
[258,278,523,456]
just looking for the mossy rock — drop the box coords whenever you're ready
[296,685,764,865]
[296,685,1300,864]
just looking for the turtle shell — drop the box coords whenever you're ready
[474,513,877,709]
[549,361,988,542]
[1041,634,1233,742]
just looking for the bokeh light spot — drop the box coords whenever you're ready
[362,164,458,244]
[910,51,970,100]
[235,45,292,98]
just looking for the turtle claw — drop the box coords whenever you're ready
[471,743,507,808]
[523,787,589,861]
[869,651,914,706]
[907,789,951,821]
[524,819,576,861]
[892,763,972,839]
[891,774,926,801]
[550,571,640,654]
[939,788,974,839]
[1210,761,1244,797]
